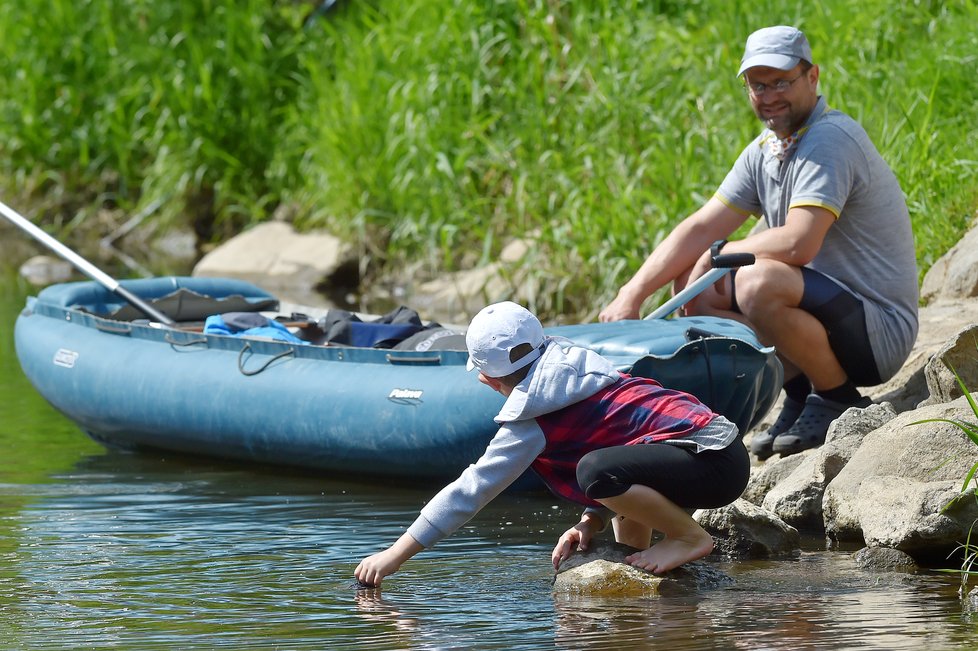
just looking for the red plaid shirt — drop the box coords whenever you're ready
[531,374,715,506]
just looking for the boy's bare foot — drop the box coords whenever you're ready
[624,532,714,574]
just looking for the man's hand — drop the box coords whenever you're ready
[599,290,643,322]
[680,249,723,315]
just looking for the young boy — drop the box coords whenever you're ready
[354,301,749,587]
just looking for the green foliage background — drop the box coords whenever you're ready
[1,0,976,319]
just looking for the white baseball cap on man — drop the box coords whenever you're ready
[465,301,546,377]
[738,26,813,76]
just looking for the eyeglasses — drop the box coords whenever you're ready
[744,72,806,97]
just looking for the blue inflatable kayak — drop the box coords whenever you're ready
[14,277,781,480]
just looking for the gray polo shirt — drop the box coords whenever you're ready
[715,96,918,382]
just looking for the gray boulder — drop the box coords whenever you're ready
[742,453,806,506]
[823,396,978,543]
[695,498,800,558]
[761,403,896,530]
[856,479,978,557]
[193,221,352,307]
[921,325,978,406]
[852,546,919,571]
[920,221,978,302]
[18,255,74,285]
[553,541,732,596]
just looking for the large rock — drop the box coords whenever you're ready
[762,449,847,532]
[856,478,978,559]
[193,222,352,306]
[761,403,897,531]
[868,298,978,412]
[553,541,732,596]
[742,453,806,505]
[852,546,919,571]
[553,559,667,597]
[695,498,800,558]
[18,255,74,285]
[921,325,978,405]
[823,396,978,542]
[920,220,978,302]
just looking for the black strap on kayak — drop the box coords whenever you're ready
[685,328,717,410]
[164,333,208,347]
[237,342,296,376]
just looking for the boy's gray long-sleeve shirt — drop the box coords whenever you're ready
[405,336,620,548]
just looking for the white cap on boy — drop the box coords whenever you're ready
[465,301,545,377]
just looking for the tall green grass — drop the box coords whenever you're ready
[0,0,304,239]
[1,0,976,319]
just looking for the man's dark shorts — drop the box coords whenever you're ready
[730,266,882,386]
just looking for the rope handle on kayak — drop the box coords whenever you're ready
[385,353,442,365]
[94,320,133,335]
[164,332,208,347]
[237,342,296,376]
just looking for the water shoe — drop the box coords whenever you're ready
[772,393,873,456]
[750,396,805,461]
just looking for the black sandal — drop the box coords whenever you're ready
[750,396,805,460]
[772,394,872,456]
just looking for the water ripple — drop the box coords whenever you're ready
[0,459,974,650]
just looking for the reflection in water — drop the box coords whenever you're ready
[554,593,720,651]
[1,275,977,650]
[354,588,418,631]
[551,563,973,651]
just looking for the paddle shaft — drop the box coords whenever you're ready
[0,200,176,325]
[644,252,756,320]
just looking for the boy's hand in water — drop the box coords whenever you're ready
[551,513,603,570]
[355,533,425,587]
[355,548,402,587]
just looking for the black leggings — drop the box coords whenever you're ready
[576,439,750,510]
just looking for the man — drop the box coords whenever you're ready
[599,26,918,459]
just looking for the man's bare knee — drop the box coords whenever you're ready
[730,261,803,317]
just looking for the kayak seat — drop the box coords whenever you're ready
[37,276,279,323]
[105,288,277,322]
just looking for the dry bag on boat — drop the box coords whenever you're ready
[550,316,783,435]
[314,306,442,348]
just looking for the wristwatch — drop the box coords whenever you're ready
[710,239,728,258]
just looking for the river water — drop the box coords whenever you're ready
[2,263,978,650]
